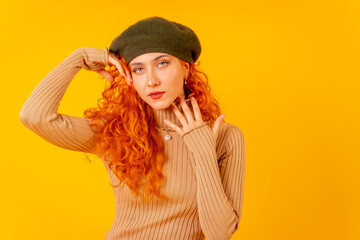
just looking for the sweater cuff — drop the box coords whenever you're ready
[182,123,216,154]
[74,47,109,70]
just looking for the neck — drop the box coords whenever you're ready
[153,98,192,129]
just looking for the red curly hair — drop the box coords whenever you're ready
[83,53,222,202]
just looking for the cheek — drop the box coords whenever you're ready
[132,81,145,96]
[164,70,183,86]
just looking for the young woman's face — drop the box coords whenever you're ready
[129,52,189,110]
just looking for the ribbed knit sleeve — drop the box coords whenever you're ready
[19,47,109,153]
[182,123,245,240]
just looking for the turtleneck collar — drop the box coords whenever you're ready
[153,98,192,129]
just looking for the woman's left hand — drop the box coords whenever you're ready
[164,96,225,139]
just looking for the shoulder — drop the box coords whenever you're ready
[205,120,245,156]
[219,122,244,149]
[221,122,243,136]
[207,120,244,143]
[205,120,245,165]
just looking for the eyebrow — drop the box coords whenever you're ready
[130,54,170,67]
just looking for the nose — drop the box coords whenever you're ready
[147,70,160,87]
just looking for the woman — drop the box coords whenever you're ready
[20,16,245,240]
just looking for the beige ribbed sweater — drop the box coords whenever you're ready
[19,47,246,240]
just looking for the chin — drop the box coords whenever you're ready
[146,99,173,110]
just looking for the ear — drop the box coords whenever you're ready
[182,61,190,77]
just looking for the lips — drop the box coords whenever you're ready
[149,91,165,99]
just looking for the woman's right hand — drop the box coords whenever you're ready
[95,51,132,86]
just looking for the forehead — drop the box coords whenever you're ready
[129,52,174,66]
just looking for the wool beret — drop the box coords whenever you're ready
[109,16,201,65]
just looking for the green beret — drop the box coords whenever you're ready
[109,16,201,65]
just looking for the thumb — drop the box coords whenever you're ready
[96,69,114,82]
[212,115,225,139]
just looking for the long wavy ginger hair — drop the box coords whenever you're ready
[83,53,222,202]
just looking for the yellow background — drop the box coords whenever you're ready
[1,0,359,239]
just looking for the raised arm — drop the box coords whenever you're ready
[182,122,246,240]
[19,47,109,153]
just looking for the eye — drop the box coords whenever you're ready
[132,67,143,73]
[158,61,169,67]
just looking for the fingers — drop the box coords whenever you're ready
[121,63,132,85]
[96,69,114,82]
[168,96,204,134]
[190,97,202,122]
[108,54,133,86]
[178,97,195,127]
[108,55,125,78]
[164,119,183,135]
[166,96,224,140]
[170,103,189,131]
